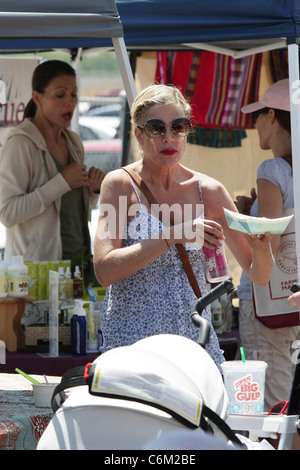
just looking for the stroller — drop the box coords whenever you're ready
[37,281,300,450]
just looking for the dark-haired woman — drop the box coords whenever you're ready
[0,60,104,270]
[237,79,300,413]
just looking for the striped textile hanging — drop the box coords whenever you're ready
[155,51,262,130]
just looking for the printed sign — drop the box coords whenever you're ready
[234,374,261,403]
[0,57,40,153]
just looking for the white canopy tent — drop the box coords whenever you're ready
[0,0,137,107]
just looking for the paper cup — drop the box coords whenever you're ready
[32,383,58,408]
[221,360,267,414]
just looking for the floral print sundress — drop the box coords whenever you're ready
[101,171,225,370]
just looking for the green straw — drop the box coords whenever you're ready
[240,347,246,363]
[15,368,41,385]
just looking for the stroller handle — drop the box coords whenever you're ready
[191,280,235,347]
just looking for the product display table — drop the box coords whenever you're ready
[1,350,99,376]
[0,373,60,450]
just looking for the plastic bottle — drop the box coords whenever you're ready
[8,255,28,297]
[87,303,98,352]
[65,266,74,300]
[203,241,230,283]
[76,301,87,356]
[70,305,78,354]
[73,265,84,299]
[58,266,67,301]
[211,298,222,332]
[0,253,8,298]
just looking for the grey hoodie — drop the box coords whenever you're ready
[0,118,97,260]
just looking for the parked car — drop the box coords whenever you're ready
[79,117,118,141]
[83,103,122,118]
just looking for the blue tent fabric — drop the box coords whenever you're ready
[0,0,123,49]
[116,0,300,47]
[0,0,299,50]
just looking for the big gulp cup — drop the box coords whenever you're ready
[221,360,267,414]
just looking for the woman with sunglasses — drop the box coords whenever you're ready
[94,84,273,370]
[237,79,300,420]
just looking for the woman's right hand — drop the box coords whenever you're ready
[61,162,90,189]
[166,217,225,248]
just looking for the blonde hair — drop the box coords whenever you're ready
[131,84,191,128]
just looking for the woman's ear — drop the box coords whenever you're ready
[134,126,144,147]
[32,90,41,106]
[268,108,276,124]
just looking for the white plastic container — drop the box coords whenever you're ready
[221,360,268,414]
[58,266,67,301]
[32,382,59,407]
[8,255,28,297]
[65,266,73,300]
[87,303,97,352]
[73,265,83,298]
[211,298,222,331]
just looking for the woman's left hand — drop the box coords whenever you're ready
[88,167,106,193]
[288,290,300,308]
[243,232,273,249]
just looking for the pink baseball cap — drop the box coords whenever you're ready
[241,78,290,114]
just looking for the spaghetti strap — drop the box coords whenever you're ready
[198,173,204,204]
[122,168,142,205]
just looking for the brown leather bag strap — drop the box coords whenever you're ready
[122,167,202,299]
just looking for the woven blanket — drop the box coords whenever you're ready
[155,51,262,130]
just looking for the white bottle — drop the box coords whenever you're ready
[0,253,8,298]
[73,265,83,299]
[8,255,28,298]
[58,266,67,301]
[87,303,98,352]
[211,298,222,332]
[65,266,74,300]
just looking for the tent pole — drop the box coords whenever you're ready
[112,37,137,108]
[288,41,300,281]
[71,48,83,134]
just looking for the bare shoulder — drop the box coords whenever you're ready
[101,167,132,195]
[200,173,227,195]
[178,164,200,184]
[200,173,235,219]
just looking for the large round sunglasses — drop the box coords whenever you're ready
[138,118,191,138]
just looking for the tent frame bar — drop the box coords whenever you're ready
[288,41,300,280]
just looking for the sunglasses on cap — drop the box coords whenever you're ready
[138,118,191,138]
